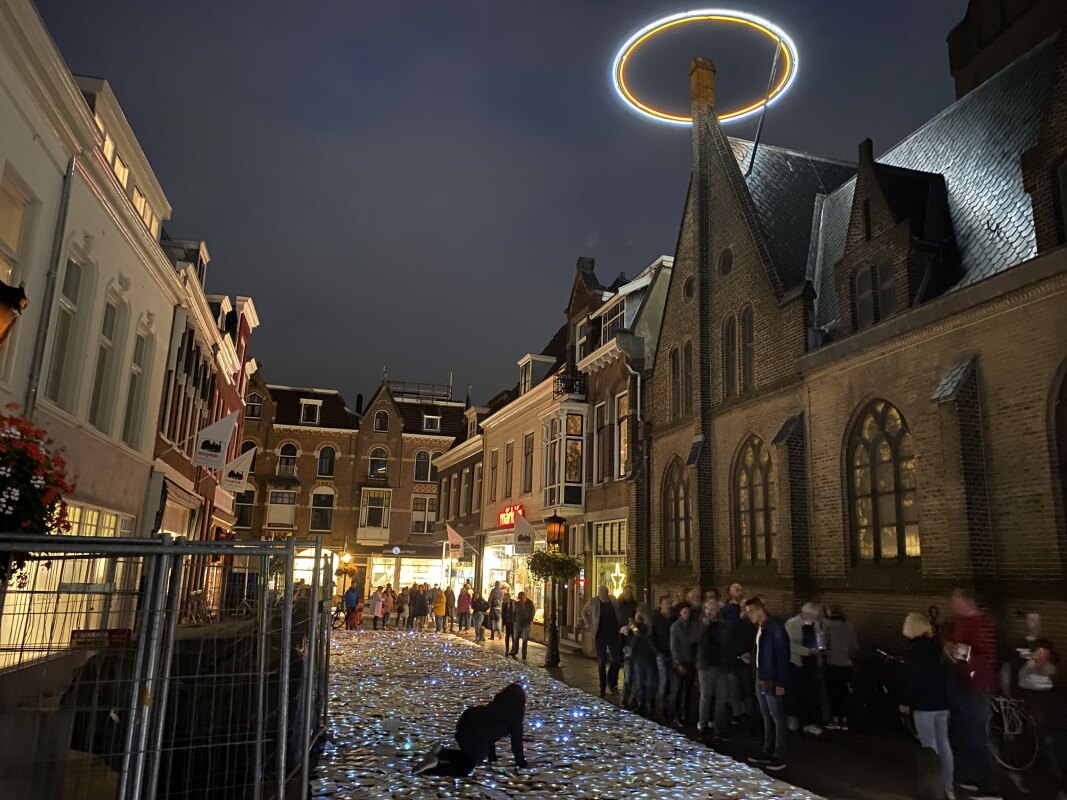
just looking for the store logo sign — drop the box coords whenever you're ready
[498,504,525,528]
[391,546,401,555]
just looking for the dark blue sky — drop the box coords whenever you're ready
[35,0,968,405]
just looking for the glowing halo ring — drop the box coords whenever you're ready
[611,9,799,126]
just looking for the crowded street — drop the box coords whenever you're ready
[314,630,820,800]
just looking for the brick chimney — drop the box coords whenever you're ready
[689,57,716,109]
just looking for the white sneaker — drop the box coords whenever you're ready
[801,724,823,736]
[696,722,706,733]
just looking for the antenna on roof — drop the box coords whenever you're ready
[745,38,784,178]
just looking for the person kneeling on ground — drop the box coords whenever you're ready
[413,682,528,777]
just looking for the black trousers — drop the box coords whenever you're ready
[596,635,622,691]
[426,747,476,777]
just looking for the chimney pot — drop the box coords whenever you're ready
[576,256,595,273]
[355,393,364,414]
[859,138,875,164]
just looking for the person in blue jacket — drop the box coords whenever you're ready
[743,596,790,771]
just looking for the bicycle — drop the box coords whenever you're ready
[988,694,1039,772]
[187,590,216,625]
[331,601,347,630]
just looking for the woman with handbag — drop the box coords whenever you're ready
[670,602,700,726]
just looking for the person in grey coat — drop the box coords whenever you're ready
[669,602,700,725]
[823,605,859,730]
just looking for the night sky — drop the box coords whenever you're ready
[35,1,968,406]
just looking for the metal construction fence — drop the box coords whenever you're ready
[0,533,332,800]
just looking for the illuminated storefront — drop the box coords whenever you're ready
[351,543,448,594]
[479,505,546,624]
[591,519,627,598]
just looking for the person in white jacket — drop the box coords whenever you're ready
[369,587,385,630]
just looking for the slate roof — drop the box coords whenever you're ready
[267,386,359,429]
[872,163,948,241]
[932,355,977,402]
[727,140,857,290]
[395,398,466,439]
[812,35,1058,331]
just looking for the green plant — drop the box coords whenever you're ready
[526,549,581,584]
[0,403,76,585]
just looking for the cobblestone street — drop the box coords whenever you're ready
[314,630,820,799]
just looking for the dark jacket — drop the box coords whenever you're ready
[718,617,744,668]
[472,597,488,614]
[628,621,658,665]
[617,597,638,626]
[445,588,456,614]
[697,618,723,669]
[670,617,700,664]
[411,590,428,616]
[455,683,527,767]
[755,617,790,689]
[502,598,515,627]
[513,599,535,627]
[651,612,673,657]
[902,636,951,711]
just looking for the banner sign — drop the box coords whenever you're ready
[220,447,256,492]
[193,411,239,470]
[71,629,132,648]
[513,514,536,556]
[445,524,465,560]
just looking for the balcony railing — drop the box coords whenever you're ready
[276,463,297,477]
[553,373,586,399]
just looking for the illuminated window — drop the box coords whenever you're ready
[735,435,776,565]
[663,458,691,567]
[112,154,129,188]
[0,170,31,287]
[848,399,920,562]
[102,133,115,165]
[615,393,629,478]
[722,317,737,398]
[369,447,388,479]
[132,188,147,217]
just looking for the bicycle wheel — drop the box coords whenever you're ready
[331,609,346,630]
[988,700,1039,772]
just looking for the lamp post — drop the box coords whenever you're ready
[340,552,352,594]
[544,511,566,669]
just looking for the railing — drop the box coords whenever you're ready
[276,462,297,477]
[553,373,587,399]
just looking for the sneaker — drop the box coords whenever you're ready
[747,754,773,765]
[765,758,787,772]
[957,784,978,793]
[696,722,706,733]
[802,724,823,736]
[787,717,800,732]
[824,721,842,731]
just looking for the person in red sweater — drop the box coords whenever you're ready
[943,588,1001,799]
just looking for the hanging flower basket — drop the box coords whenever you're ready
[335,562,360,578]
[0,403,76,586]
[526,550,582,584]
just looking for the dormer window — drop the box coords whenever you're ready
[600,302,625,346]
[520,362,532,395]
[374,410,389,431]
[424,414,441,432]
[468,417,478,438]
[300,399,321,425]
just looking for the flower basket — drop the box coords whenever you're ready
[335,562,360,579]
[0,404,76,585]
[526,549,582,584]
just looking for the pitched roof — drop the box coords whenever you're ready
[266,386,359,429]
[395,398,466,439]
[812,35,1058,331]
[727,140,857,290]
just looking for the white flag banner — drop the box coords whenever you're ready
[446,524,465,559]
[193,411,239,470]
[220,447,256,492]
[513,514,536,556]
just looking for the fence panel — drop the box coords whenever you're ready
[0,535,326,800]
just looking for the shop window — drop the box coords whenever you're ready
[848,399,921,562]
[735,435,776,565]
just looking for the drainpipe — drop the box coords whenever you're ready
[624,362,650,603]
[24,156,77,417]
